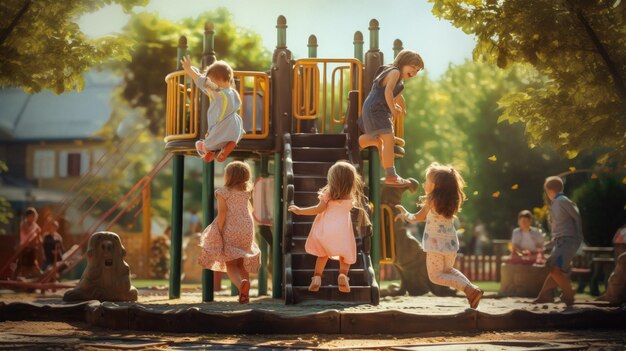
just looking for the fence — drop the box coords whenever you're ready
[455,254,503,282]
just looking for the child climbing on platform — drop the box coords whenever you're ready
[288,161,371,293]
[395,162,483,309]
[197,161,260,303]
[358,49,424,187]
[180,55,245,162]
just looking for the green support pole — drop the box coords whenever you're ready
[257,156,269,296]
[369,152,381,282]
[169,36,187,299]
[308,35,318,58]
[393,39,404,58]
[354,31,364,62]
[201,22,217,303]
[272,153,283,298]
[169,155,184,298]
[201,161,214,302]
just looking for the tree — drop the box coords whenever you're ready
[428,0,626,160]
[399,60,598,240]
[0,0,148,93]
[0,161,14,228]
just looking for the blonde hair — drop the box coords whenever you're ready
[422,162,466,219]
[204,60,233,83]
[544,176,564,193]
[224,161,252,192]
[320,161,371,227]
[393,49,424,72]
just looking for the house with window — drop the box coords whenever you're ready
[0,71,119,242]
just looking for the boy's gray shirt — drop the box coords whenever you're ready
[550,193,583,241]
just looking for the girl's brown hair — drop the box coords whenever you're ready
[224,161,252,192]
[422,162,466,219]
[393,49,424,72]
[320,161,371,227]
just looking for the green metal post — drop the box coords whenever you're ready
[308,35,318,58]
[272,153,283,298]
[257,156,269,295]
[364,19,383,282]
[393,39,404,58]
[201,161,215,302]
[169,36,188,299]
[370,153,381,282]
[170,156,184,298]
[276,15,287,49]
[201,22,217,302]
[354,31,364,62]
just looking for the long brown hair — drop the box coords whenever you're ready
[393,49,424,72]
[422,162,466,219]
[224,161,252,192]
[320,161,371,227]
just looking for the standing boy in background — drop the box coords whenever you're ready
[533,176,583,306]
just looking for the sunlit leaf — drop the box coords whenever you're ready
[488,155,497,161]
[492,191,500,198]
[511,184,519,190]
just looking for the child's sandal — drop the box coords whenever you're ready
[238,279,250,304]
[467,287,483,309]
[338,273,350,293]
[383,176,411,187]
[308,275,321,292]
[217,141,236,162]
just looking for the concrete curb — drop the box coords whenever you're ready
[1,301,625,334]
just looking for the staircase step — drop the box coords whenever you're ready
[294,175,327,191]
[291,252,364,268]
[292,191,321,207]
[291,222,313,237]
[291,286,373,303]
[291,133,346,148]
[292,268,368,286]
[292,147,347,162]
[291,235,363,254]
[293,161,334,177]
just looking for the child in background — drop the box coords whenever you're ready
[358,49,424,187]
[19,207,41,247]
[395,162,483,309]
[533,176,583,306]
[197,161,260,303]
[180,55,245,162]
[508,210,545,265]
[42,220,65,271]
[288,161,370,293]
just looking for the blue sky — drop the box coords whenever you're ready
[78,0,477,77]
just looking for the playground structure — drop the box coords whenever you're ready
[163,16,410,304]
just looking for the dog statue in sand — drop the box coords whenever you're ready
[63,231,138,302]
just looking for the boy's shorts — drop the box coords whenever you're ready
[546,236,582,272]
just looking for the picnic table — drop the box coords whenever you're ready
[582,246,615,296]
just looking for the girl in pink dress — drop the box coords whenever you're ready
[197,161,261,303]
[288,161,370,293]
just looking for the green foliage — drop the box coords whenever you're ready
[0,0,148,93]
[398,60,598,238]
[0,161,14,226]
[572,176,626,246]
[112,8,272,135]
[428,0,626,159]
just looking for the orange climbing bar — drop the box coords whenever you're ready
[292,58,363,134]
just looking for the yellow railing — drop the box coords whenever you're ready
[164,70,270,142]
[293,58,362,134]
[164,71,199,142]
[380,204,396,265]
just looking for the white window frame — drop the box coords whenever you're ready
[33,150,55,179]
